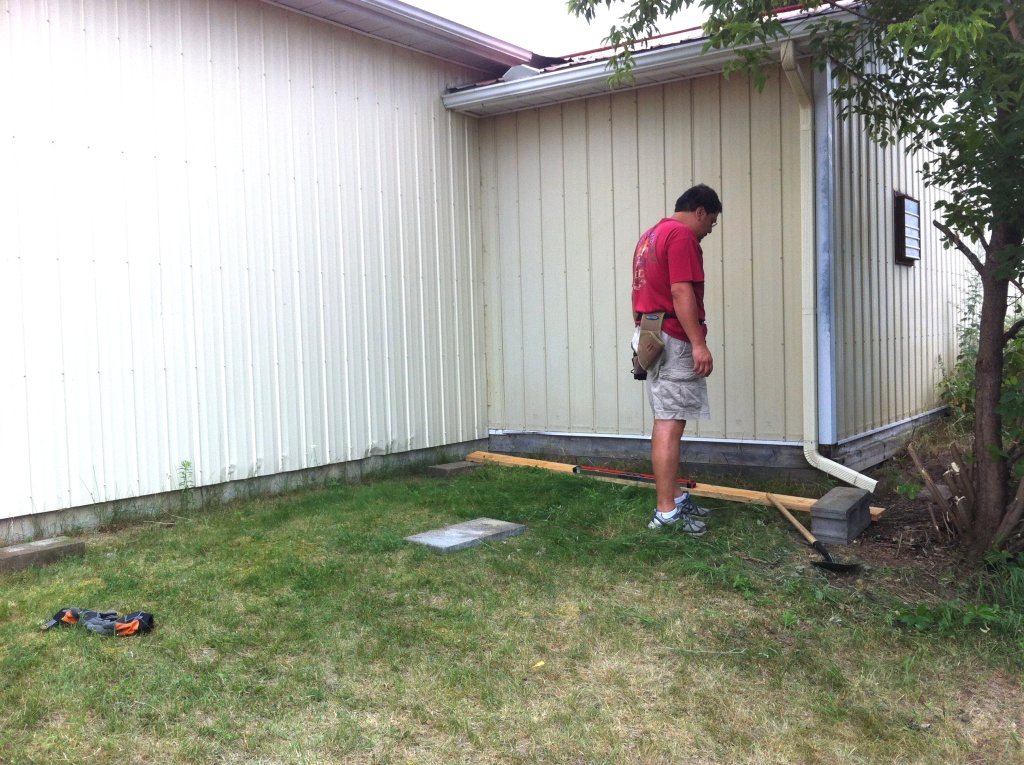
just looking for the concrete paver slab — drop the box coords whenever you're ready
[0,537,86,574]
[404,517,527,554]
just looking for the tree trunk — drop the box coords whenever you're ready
[966,229,1012,563]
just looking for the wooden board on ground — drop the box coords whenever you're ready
[465,451,885,521]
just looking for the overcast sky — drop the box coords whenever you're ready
[407,0,708,57]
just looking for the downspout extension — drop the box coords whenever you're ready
[781,41,878,493]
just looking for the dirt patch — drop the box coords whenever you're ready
[842,448,969,596]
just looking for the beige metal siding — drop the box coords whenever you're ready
[0,0,486,520]
[831,111,966,440]
[479,70,806,441]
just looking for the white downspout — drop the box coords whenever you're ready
[781,41,878,493]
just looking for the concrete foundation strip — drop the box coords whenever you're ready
[465,451,885,521]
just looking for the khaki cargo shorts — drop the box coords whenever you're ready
[646,333,711,421]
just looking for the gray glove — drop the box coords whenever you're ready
[82,610,119,635]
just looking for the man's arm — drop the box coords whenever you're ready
[671,281,713,378]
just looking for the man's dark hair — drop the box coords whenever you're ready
[674,184,722,214]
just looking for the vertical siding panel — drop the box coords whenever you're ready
[181,1,227,485]
[562,101,596,432]
[421,61,449,443]
[121,0,169,496]
[631,86,666,434]
[54,0,102,505]
[720,74,755,439]
[150,0,197,486]
[909,145,922,417]
[365,47,393,454]
[850,114,866,436]
[430,86,454,444]
[352,31,381,457]
[878,136,893,425]
[0,251,33,519]
[868,137,884,430]
[690,76,723,438]
[538,105,570,431]
[334,29,366,461]
[309,22,339,461]
[662,80,694,212]
[779,73,804,441]
[288,19,328,467]
[636,87,666,235]
[496,114,525,429]
[831,111,847,437]
[392,51,418,447]
[478,119,503,430]
[418,71,446,444]
[19,148,71,509]
[839,113,857,439]
[266,13,302,470]
[517,110,546,427]
[43,0,93,506]
[0,0,34,515]
[236,3,278,476]
[611,91,640,434]
[453,110,482,441]
[587,96,617,432]
[750,75,786,439]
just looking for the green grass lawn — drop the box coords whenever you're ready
[1,465,1022,764]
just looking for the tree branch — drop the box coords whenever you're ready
[1008,1,1024,45]
[1007,316,1024,344]
[933,220,985,275]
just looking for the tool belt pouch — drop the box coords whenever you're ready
[632,312,666,380]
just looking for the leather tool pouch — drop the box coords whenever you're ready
[632,312,666,380]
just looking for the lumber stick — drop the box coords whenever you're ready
[466,451,577,473]
[465,451,885,520]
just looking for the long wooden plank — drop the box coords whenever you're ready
[465,451,885,520]
[467,451,577,473]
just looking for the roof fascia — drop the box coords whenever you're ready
[261,0,535,76]
[442,12,849,117]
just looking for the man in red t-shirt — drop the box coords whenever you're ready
[632,184,721,535]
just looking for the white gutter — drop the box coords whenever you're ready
[781,41,877,493]
[443,35,741,115]
[262,0,534,75]
[442,8,860,118]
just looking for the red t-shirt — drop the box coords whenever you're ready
[631,218,706,342]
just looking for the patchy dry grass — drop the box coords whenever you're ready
[1,464,1022,764]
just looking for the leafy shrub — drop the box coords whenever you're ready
[938,278,1024,478]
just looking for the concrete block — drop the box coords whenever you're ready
[810,487,871,545]
[427,461,481,478]
[404,517,527,554]
[0,537,86,574]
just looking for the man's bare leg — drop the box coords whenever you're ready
[651,418,686,513]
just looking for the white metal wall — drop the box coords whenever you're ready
[0,0,487,519]
[477,71,806,442]
[831,111,967,440]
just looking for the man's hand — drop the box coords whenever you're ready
[692,343,713,378]
[671,281,712,376]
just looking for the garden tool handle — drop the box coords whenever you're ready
[766,493,818,545]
